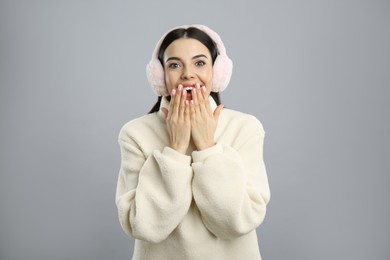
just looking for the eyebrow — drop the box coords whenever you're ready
[165,54,208,63]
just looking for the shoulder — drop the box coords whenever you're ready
[220,108,265,136]
[118,113,164,142]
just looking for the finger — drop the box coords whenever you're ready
[200,85,212,115]
[161,107,169,118]
[172,85,182,118]
[189,99,196,121]
[191,84,198,105]
[192,85,201,115]
[213,104,224,122]
[184,100,190,125]
[168,88,176,120]
[179,85,186,118]
[196,84,209,115]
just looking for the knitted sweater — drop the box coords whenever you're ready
[115,97,270,260]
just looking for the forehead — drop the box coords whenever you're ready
[164,38,211,60]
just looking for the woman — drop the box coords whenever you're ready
[116,24,270,260]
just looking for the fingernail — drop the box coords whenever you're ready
[178,84,183,91]
[190,100,194,105]
[196,83,200,89]
[192,88,196,94]
[172,89,176,95]
[202,86,206,93]
[186,100,189,105]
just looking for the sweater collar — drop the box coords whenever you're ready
[158,96,218,119]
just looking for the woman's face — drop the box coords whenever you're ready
[163,38,213,100]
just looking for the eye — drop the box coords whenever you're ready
[167,63,181,69]
[195,60,206,66]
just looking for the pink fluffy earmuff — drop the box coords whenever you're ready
[146,24,233,96]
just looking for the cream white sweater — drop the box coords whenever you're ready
[116,97,270,260]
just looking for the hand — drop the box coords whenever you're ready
[161,85,191,154]
[190,84,224,151]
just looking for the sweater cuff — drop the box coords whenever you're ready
[162,146,192,165]
[191,143,223,162]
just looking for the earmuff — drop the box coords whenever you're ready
[146,24,233,96]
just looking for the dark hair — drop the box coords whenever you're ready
[148,27,222,113]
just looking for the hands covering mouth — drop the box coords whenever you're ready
[179,83,204,101]
[161,82,224,154]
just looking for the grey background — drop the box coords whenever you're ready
[1,0,389,259]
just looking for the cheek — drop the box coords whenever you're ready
[201,67,213,86]
[164,71,176,92]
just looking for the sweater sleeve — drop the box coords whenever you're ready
[191,117,270,239]
[115,136,193,243]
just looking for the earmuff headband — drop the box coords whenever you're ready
[146,24,233,96]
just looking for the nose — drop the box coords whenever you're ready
[181,66,195,79]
